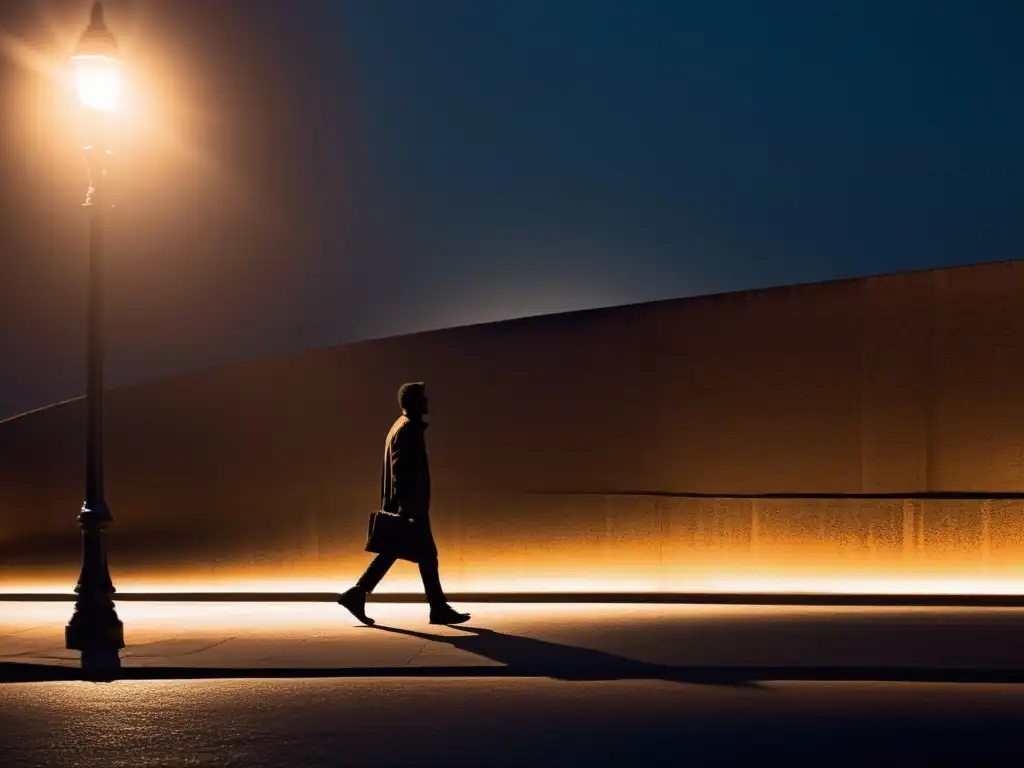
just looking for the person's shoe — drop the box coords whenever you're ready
[429,605,471,625]
[337,586,375,626]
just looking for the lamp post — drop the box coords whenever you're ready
[64,1,125,672]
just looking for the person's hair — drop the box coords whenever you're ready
[398,381,426,411]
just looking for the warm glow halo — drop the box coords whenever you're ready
[0,6,237,206]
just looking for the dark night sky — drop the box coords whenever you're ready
[0,0,1021,420]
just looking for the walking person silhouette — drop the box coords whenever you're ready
[338,382,470,626]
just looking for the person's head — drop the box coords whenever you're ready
[398,381,429,418]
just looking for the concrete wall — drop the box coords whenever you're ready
[2,260,1024,592]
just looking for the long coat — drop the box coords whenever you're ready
[380,414,437,558]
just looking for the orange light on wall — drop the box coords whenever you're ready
[5,564,1024,597]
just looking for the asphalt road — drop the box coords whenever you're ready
[3,677,1024,766]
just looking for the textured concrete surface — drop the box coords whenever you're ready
[6,493,1024,596]
[5,260,1024,595]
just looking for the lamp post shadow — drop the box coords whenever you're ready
[371,624,761,688]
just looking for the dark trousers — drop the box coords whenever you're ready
[358,553,447,607]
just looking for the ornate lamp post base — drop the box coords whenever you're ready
[65,610,124,656]
[65,506,124,673]
[66,618,124,677]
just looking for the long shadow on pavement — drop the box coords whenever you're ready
[371,624,758,687]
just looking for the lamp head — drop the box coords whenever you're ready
[72,2,122,113]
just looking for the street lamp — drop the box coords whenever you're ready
[64,1,125,672]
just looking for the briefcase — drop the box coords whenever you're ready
[365,509,422,563]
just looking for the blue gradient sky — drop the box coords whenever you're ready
[0,0,1021,418]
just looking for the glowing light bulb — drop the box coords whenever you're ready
[72,54,123,113]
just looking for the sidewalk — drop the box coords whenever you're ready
[3,601,1024,681]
